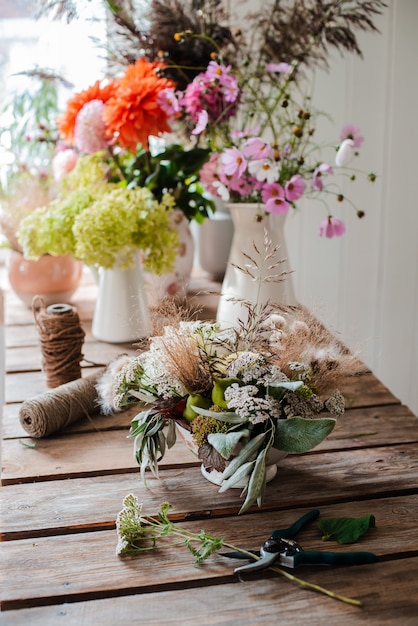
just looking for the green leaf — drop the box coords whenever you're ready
[239,448,267,514]
[274,417,336,453]
[221,432,267,480]
[191,405,243,424]
[218,460,255,492]
[207,430,249,459]
[318,514,376,544]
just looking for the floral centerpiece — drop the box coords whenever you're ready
[149,0,385,236]
[98,257,361,513]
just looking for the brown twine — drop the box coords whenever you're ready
[19,371,103,438]
[33,296,86,388]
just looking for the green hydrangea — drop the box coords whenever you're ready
[17,164,179,273]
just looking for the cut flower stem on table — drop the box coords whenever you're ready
[116,496,364,608]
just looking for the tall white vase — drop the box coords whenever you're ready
[216,203,297,328]
[92,256,152,343]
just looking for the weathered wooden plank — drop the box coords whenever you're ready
[1,445,417,538]
[0,497,416,611]
[2,556,418,625]
[5,366,105,404]
[0,433,199,486]
[2,395,416,447]
[1,403,135,440]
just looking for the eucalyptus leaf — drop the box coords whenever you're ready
[318,514,376,544]
[166,420,177,449]
[218,460,255,492]
[239,449,267,514]
[191,405,244,424]
[207,430,249,459]
[221,432,267,480]
[274,417,336,453]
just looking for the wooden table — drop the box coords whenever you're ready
[1,269,418,625]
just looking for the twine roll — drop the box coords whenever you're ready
[19,372,103,438]
[33,296,85,388]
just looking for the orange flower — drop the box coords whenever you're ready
[57,80,118,142]
[103,58,176,151]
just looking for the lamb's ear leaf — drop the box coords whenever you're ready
[274,417,336,453]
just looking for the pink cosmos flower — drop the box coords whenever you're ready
[192,109,208,135]
[52,148,78,182]
[74,99,109,154]
[262,182,289,214]
[220,147,247,177]
[285,174,305,201]
[242,137,274,160]
[199,153,221,196]
[157,87,181,116]
[319,216,346,238]
[340,124,364,149]
[265,62,292,74]
[311,163,333,190]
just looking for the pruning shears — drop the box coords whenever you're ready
[222,509,378,573]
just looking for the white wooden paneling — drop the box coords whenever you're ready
[283,0,418,414]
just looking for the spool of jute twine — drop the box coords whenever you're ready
[19,371,103,438]
[33,296,85,388]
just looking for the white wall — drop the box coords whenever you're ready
[283,0,418,414]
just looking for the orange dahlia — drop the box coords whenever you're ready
[103,58,176,151]
[57,80,118,142]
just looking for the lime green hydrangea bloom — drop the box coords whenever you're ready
[73,188,178,271]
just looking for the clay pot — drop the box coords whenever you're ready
[7,250,83,308]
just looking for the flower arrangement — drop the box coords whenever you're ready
[17,154,178,271]
[34,0,387,236]
[88,0,385,237]
[97,268,361,513]
[51,57,214,222]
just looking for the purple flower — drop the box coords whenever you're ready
[319,217,346,238]
[340,124,364,149]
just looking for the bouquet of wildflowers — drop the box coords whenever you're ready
[104,0,385,237]
[98,294,361,513]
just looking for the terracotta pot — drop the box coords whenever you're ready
[7,250,83,308]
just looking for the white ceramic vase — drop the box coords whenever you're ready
[92,255,152,343]
[145,209,195,306]
[195,200,234,280]
[216,203,297,328]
